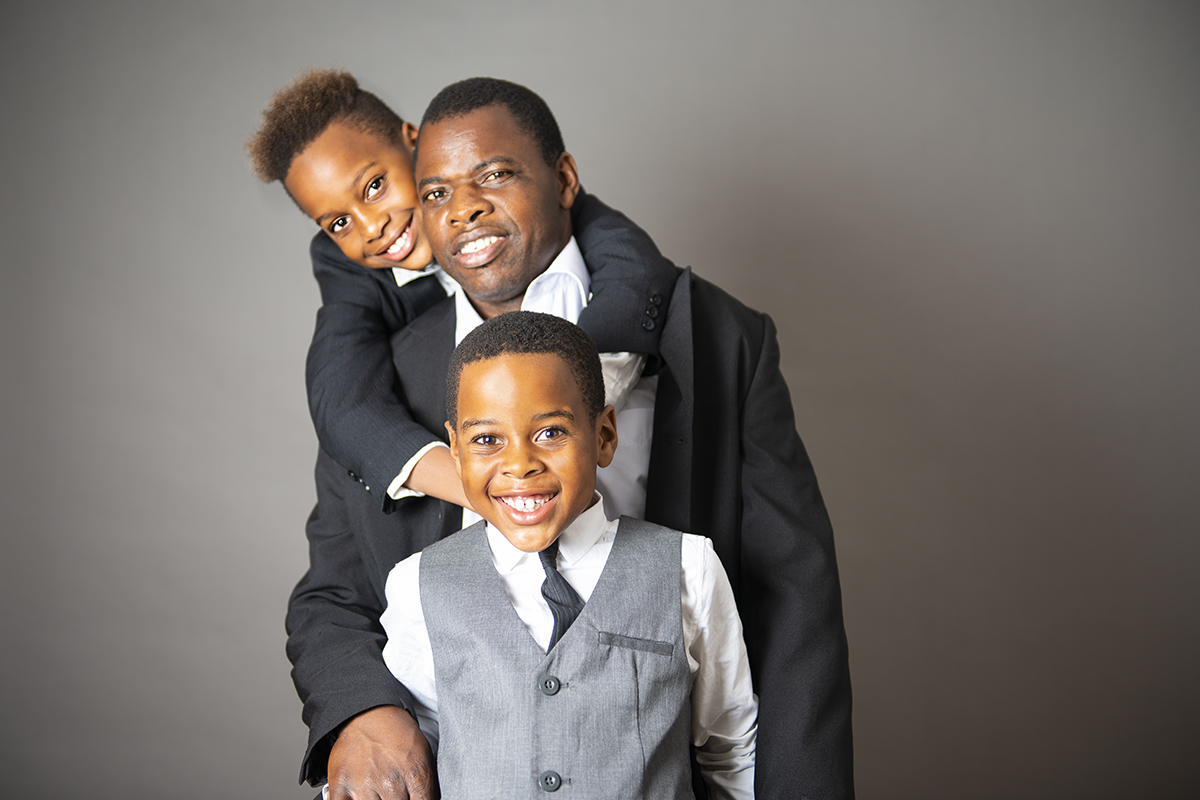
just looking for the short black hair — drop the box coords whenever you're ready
[420,77,564,167]
[446,312,604,429]
[247,68,408,184]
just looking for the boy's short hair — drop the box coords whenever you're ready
[446,312,605,428]
[420,77,565,167]
[247,68,409,184]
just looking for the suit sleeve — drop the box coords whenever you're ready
[285,449,419,787]
[572,191,679,359]
[305,232,447,512]
[738,315,855,799]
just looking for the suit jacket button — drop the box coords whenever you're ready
[642,318,656,331]
[645,305,659,319]
[538,771,562,792]
[650,292,663,306]
[539,675,561,695]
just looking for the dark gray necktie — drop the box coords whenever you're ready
[539,540,585,651]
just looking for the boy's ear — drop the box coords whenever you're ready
[445,421,461,472]
[402,121,419,155]
[595,405,618,469]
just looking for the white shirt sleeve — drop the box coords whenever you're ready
[386,441,451,500]
[681,534,758,800]
[380,553,440,748]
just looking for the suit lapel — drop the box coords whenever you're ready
[645,268,695,533]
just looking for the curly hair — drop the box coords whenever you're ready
[446,312,604,429]
[419,77,564,167]
[246,68,409,184]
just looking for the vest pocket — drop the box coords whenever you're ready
[597,630,674,656]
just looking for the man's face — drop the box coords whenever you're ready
[284,122,433,271]
[447,352,617,553]
[415,105,580,318]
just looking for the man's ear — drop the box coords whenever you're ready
[595,405,618,470]
[556,152,581,210]
[445,421,462,474]
[402,121,419,155]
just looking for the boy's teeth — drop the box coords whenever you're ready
[460,235,500,254]
[387,229,410,254]
[500,495,550,512]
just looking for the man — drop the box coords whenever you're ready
[287,77,853,799]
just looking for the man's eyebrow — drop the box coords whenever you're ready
[418,157,516,191]
[313,162,377,224]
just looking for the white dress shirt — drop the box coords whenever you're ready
[387,237,658,526]
[381,495,758,800]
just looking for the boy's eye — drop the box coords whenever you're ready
[329,216,350,234]
[366,176,384,200]
[534,426,567,443]
[471,433,500,447]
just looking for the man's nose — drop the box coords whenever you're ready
[450,184,492,225]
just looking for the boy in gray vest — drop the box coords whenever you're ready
[380,311,758,799]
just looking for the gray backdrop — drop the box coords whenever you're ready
[2,2,1196,798]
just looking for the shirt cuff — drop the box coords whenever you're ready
[387,441,451,500]
[599,352,646,414]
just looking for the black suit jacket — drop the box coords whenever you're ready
[287,268,855,798]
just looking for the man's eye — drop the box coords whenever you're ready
[422,188,446,204]
[329,217,349,234]
[366,176,384,199]
[483,170,511,182]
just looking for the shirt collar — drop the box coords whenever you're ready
[453,236,589,346]
[390,262,441,288]
[485,491,611,573]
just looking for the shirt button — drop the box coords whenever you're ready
[538,770,562,792]
[641,318,656,331]
[539,675,561,695]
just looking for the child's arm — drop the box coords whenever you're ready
[685,534,758,800]
[572,191,680,362]
[305,231,466,512]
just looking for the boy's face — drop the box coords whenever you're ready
[447,352,616,553]
[284,122,433,271]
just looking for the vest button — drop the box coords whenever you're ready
[538,770,562,792]
[539,675,561,695]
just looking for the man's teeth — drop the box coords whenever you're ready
[460,235,500,254]
[500,495,551,512]
[386,229,410,254]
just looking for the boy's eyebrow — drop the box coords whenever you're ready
[418,157,516,190]
[312,162,378,224]
[459,409,575,430]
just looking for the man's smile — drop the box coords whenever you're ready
[451,227,509,268]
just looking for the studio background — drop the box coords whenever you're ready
[2,2,1196,798]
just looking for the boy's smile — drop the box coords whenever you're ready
[284,122,433,272]
[448,352,616,553]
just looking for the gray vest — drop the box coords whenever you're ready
[420,516,695,799]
